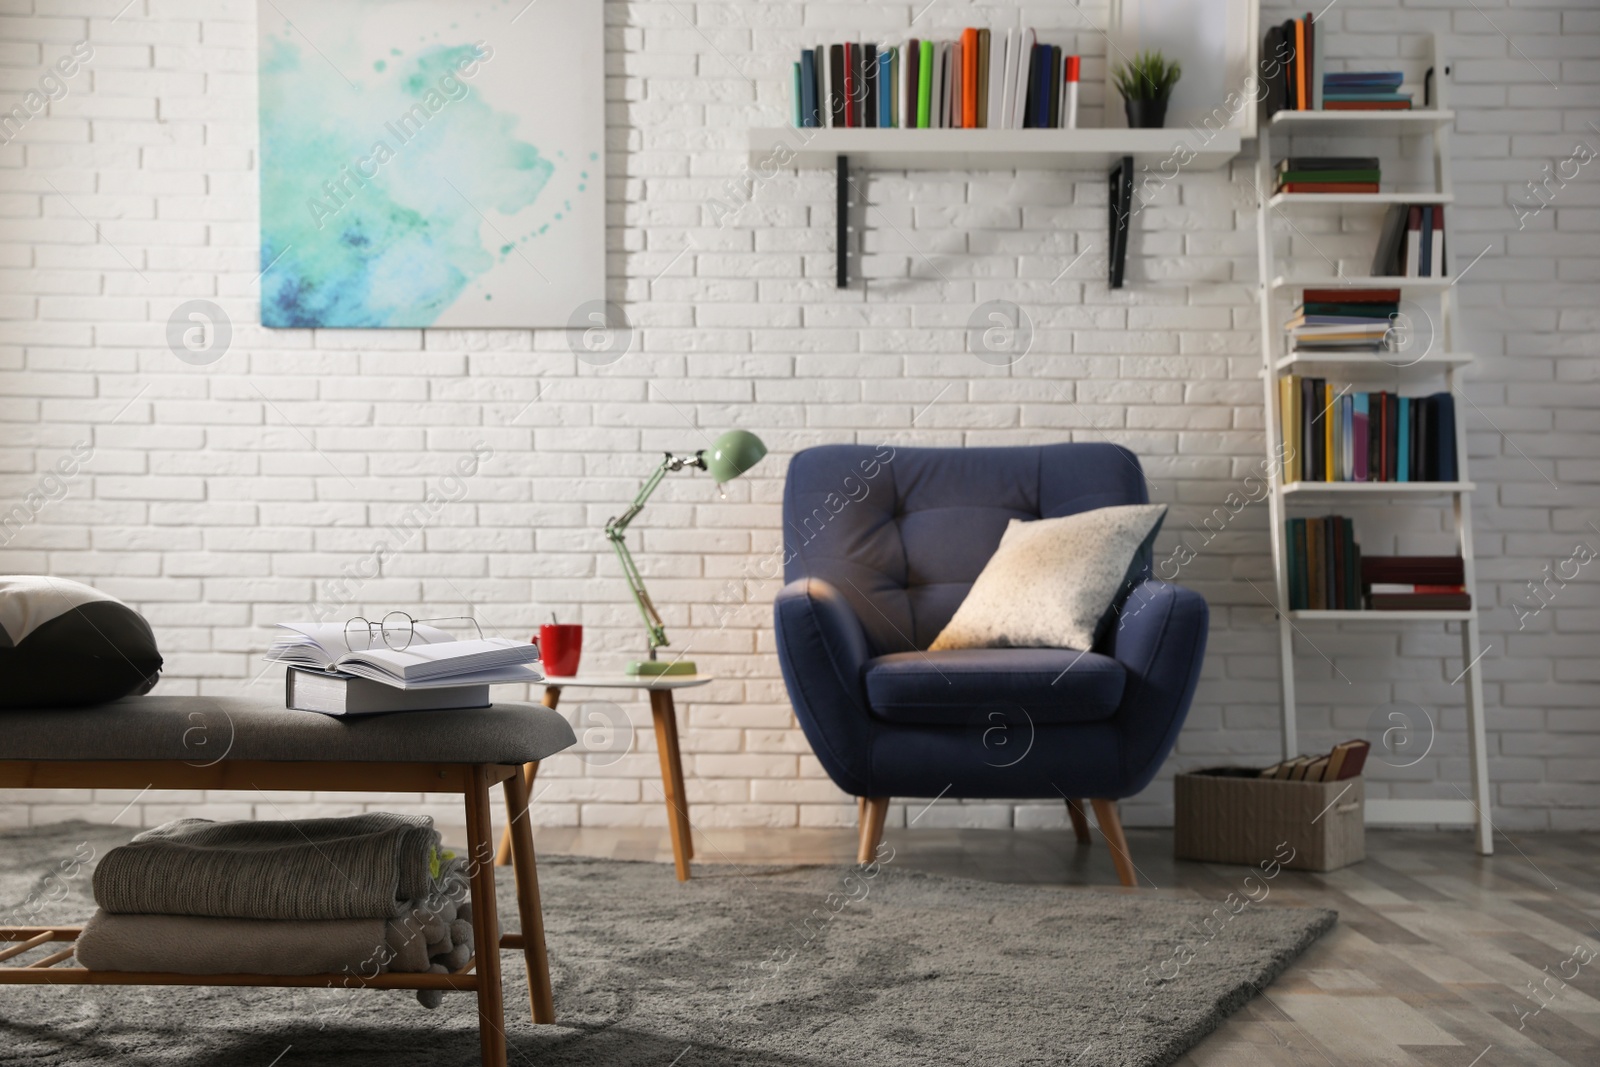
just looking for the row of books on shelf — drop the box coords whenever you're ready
[1263,11,1414,114]
[792,31,1079,130]
[1278,378,1458,484]
[1274,155,1379,195]
[1374,203,1448,278]
[1285,518,1469,611]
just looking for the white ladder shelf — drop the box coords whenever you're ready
[1251,36,1492,855]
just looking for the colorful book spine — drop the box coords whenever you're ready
[877,46,892,128]
[1353,394,1368,482]
[1064,54,1079,128]
[792,61,802,127]
[961,27,978,128]
[842,42,855,128]
[918,40,933,128]
[1397,396,1411,482]
[799,51,818,128]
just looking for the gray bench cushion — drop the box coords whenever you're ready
[0,695,575,765]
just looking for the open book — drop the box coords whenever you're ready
[264,623,543,689]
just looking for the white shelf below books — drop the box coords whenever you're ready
[1270,275,1453,291]
[1288,609,1476,622]
[1272,351,1473,373]
[1281,480,1474,496]
[1267,191,1453,210]
[746,127,1241,171]
[1268,110,1456,136]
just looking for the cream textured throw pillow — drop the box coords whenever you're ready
[928,504,1168,652]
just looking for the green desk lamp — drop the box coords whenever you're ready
[606,429,767,676]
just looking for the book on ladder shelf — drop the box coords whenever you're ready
[1252,30,1492,855]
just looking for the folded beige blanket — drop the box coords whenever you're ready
[76,900,474,976]
[93,814,439,920]
[77,880,475,1008]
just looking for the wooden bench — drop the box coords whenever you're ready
[0,696,576,1067]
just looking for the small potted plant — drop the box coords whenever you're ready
[1114,50,1182,128]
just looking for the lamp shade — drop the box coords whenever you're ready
[703,429,767,484]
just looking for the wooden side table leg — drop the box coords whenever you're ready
[465,765,508,1067]
[502,763,556,1024]
[659,700,693,861]
[497,687,561,867]
[649,689,693,881]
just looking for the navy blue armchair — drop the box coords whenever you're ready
[773,443,1208,885]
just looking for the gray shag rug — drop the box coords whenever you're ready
[0,822,1334,1066]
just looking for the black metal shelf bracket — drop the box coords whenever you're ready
[836,154,849,288]
[1108,154,1133,289]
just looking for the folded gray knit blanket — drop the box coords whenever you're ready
[93,813,440,921]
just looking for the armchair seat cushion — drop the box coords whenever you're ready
[863,648,1126,726]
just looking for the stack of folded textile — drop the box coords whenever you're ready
[76,813,473,1008]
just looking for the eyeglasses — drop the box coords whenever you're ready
[343,612,483,653]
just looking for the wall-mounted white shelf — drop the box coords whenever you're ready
[1267,192,1453,210]
[746,127,1242,171]
[749,126,1244,288]
[1269,109,1455,136]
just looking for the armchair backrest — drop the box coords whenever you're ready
[782,443,1151,656]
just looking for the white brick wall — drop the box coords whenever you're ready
[1,0,1596,836]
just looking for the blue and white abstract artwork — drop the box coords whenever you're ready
[258,0,604,327]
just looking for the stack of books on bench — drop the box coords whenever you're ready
[264,622,542,715]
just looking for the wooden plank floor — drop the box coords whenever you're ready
[529,824,1600,1066]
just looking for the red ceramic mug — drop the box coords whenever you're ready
[537,624,583,677]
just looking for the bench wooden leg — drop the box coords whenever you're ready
[465,765,508,1067]
[501,762,555,1024]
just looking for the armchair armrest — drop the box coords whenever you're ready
[1101,580,1209,793]
[773,577,876,796]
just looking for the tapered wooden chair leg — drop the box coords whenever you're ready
[858,796,889,864]
[1090,798,1138,888]
[1066,798,1092,844]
